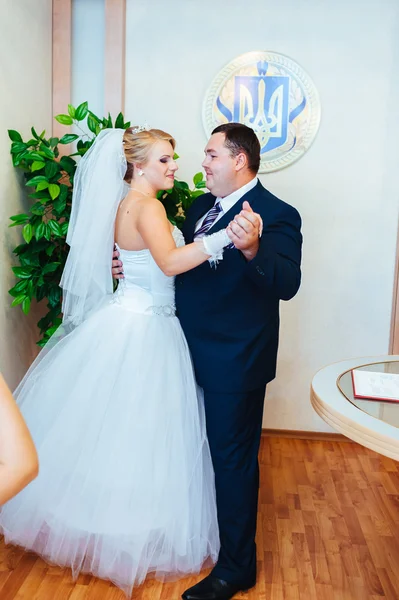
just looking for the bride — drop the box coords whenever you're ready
[0,126,232,595]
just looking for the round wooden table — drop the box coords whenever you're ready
[311,355,399,460]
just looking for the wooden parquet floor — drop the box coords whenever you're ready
[1,437,399,599]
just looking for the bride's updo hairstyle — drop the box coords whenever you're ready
[123,127,176,183]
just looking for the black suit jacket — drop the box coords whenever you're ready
[175,181,302,393]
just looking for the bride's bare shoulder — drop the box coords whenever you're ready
[138,197,167,218]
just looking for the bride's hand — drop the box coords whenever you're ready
[112,246,124,279]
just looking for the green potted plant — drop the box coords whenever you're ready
[8,102,206,346]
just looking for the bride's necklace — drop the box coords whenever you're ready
[129,187,151,197]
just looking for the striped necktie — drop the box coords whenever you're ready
[194,201,222,239]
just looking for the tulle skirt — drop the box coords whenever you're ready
[0,300,219,595]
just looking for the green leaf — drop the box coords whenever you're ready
[29,193,49,203]
[22,297,31,315]
[45,161,60,179]
[46,324,61,338]
[60,156,76,174]
[12,266,32,279]
[48,183,60,200]
[88,110,101,123]
[31,127,40,139]
[26,175,47,187]
[35,222,46,241]
[9,279,28,295]
[55,114,73,126]
[36,181,49,192]
[44,224,52,241]
[195,180,207,189]
[45,245,56,257]
[49,137,59,148]
[20,253,40,267]
[42,262,61,275]
[13,151,28,166]
[31,203,45,216]
[59,133,79,144]
[19,239,47,254]
[193,172,204,186]
[68,104,76,118]
[13,244,28,255]
[8,130,23,142]
[26,280,34,299]
[75,101,89,121]
[47,219,63,236]
[24,151,45,162]
[39,144,55,159]
[189,190,204,199]
[106,113,113,128]
[87,114,98,134]
[9,288,21,298]
[115,112,124,129]
[61,222,69,235]
[11,295,26,307]
[48,286,61,307]
[11,142,27,154]
[59,183,69,201]
[53,195,67,215]
[22,223,33,243]
[31,161,45,172]
[10,213,30,223]
[174,180,189,190]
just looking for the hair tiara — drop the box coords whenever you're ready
[131,124,151,134]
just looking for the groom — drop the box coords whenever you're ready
[113,123,302,600]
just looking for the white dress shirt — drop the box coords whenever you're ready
[195,177,258,232]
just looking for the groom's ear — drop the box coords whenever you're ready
[234,152,248,172]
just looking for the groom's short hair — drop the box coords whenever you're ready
[212,123,260,175]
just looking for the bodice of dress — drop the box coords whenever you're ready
[112,226,185,316]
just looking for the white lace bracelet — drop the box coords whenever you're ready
[195,228,232,267]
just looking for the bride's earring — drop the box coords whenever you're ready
[137,169,144,177]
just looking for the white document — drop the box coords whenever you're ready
[351,369,399,402]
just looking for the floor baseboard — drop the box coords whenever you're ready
[262,428,349,442]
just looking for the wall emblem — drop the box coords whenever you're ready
[203,51,321,172]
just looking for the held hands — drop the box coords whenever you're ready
[112,201,263,276]
[112,246,124,279]
[227,201,263,261]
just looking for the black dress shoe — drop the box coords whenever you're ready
[182,574,250,600]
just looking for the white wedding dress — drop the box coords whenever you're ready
[0,226,219,595]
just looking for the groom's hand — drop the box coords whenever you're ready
[112,246,124,279]
[227,201,262,261]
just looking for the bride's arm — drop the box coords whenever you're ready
[137,199,226,276]
[0,375,38,504]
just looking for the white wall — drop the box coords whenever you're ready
[0,1,52,389]
[74,0,399,431]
